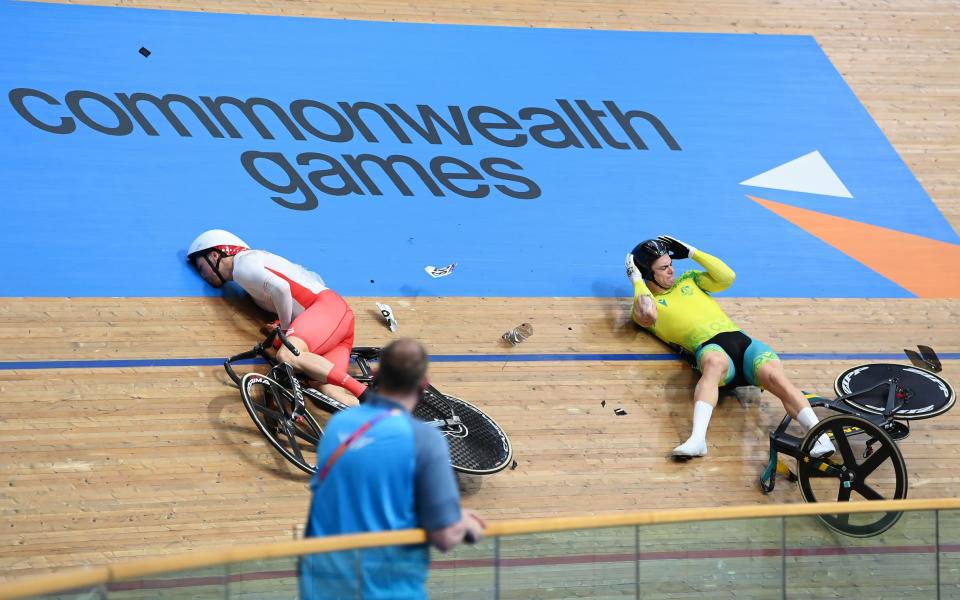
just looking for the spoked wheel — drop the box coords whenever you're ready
[797,415,907,537]
[835,363,955,420]
[240,373,323,475]
[414,387,513,475]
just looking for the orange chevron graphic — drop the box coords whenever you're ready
[748,196,960,298]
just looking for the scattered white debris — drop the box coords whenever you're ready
[425,263,457,278]
[376,302,398,332]
[502,323,533,345]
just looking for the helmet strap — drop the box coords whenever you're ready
[650,270,671,292]
[200,251,229,285]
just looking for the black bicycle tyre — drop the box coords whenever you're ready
[796,415,907,537]
[834,363,955,420]
[240,372,323,475]
[413,388,513,475]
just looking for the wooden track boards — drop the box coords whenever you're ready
[2,297,959,577]
[3,0,960,581]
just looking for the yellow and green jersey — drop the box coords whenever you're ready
[631,251,741,353]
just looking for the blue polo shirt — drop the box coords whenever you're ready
[299,393,462,600]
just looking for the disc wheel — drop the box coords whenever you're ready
[240,373,323,475]
[797,415,907,537]
[413,388,513,475]
[835,363,954,420]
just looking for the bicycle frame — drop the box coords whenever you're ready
[775,374,906,447]
[224,329,462,429]
[223,327,290,386]
[761,374,909,489]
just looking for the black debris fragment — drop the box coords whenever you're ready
[138,47,151,57]
[601,400,606,407]
[918,344,943,372]
[614,408,627,416]
[904,345,942,372]
[510,460,518,470]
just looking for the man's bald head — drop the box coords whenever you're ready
[376,338,429,395]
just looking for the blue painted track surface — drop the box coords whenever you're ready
[1,1,954,297]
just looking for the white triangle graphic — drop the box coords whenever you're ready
[740,151,853,198]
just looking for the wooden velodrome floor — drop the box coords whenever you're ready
[3,0,960,581]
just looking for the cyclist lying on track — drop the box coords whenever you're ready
[188,229,366,405]
[626,235,836,459]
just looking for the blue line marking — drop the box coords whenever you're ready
[3,353,957,371]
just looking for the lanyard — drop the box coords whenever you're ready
[317,409,400,483]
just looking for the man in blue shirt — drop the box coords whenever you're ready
[299,339,486,600]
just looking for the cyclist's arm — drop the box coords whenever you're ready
[631,281,657,327]
[232,253,298,331]
[261,272,296,331]
[691,250,735,293]
[625,252,657,327]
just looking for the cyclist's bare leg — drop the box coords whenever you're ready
[316,382,359,407]
[755,360,807,418]
[694,350,728,408]
[277,336,335,382]
[674,350,728,458]
[756,360,835,457]
[277,336,363,406]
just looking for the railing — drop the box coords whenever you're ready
[3,498,960,599]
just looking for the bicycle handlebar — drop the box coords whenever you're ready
[265,327,300,357]
[223,348,259,386]
[223,327,301,386]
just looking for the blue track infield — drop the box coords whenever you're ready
[2,1,955,298]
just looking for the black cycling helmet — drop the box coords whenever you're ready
[631,238,672,281]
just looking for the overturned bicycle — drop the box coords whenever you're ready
[224,328,513,477]
[759,345,954,537]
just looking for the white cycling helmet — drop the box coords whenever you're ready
[187,229,249,262]
[188,229,249,286]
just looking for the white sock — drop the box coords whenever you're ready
[671,402,715,457]
[673,438,708,457]
[796,407,819,431]
[689,401,714,443]
[797,407,835,457]
[672,402,714,457]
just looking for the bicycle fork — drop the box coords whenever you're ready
[271,363,308,423]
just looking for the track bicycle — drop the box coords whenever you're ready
[759,346,954,537]
[224,328,513,477]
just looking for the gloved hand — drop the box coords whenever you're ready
[657,235,697,260]
[624,252,643,283]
